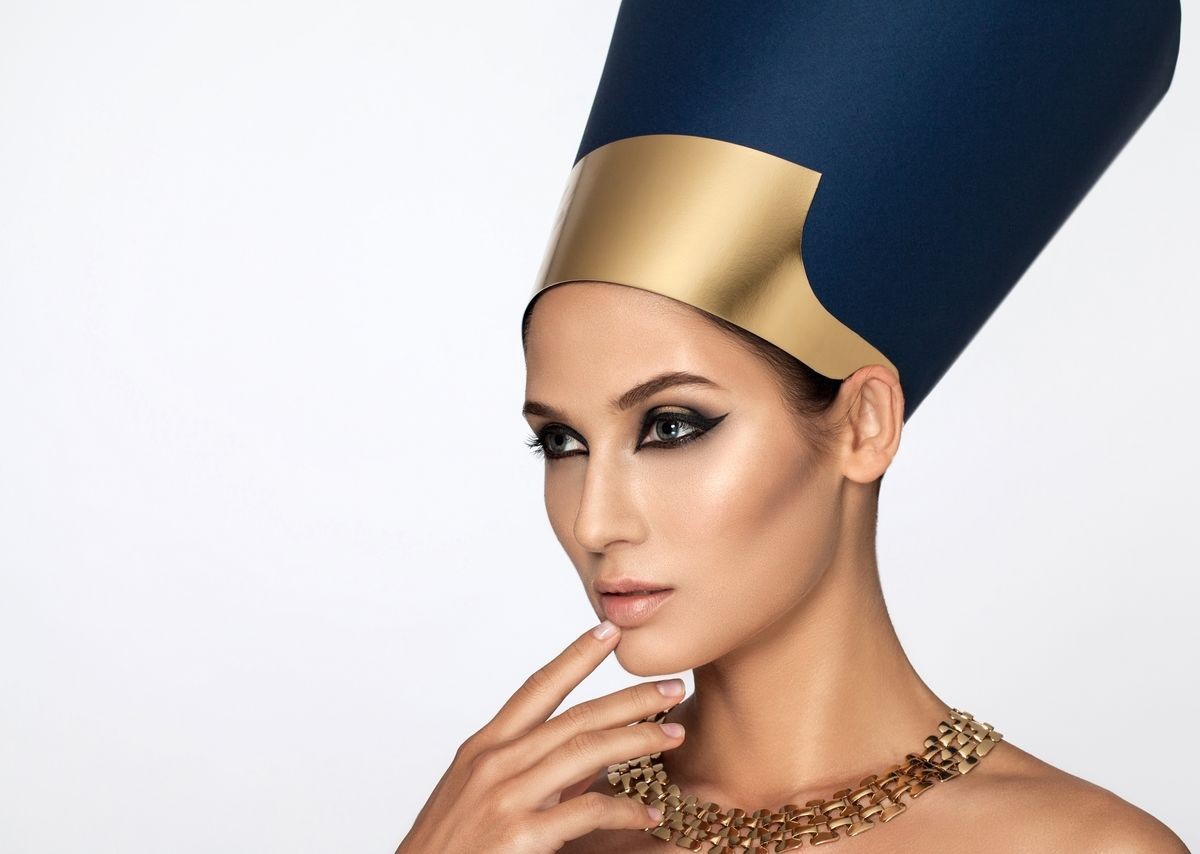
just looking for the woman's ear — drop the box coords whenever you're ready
[833,364,904,485]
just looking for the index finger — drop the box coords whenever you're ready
[484,620,621,744]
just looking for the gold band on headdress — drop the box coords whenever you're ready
[531,133,898,382]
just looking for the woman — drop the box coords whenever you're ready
[399,1,1185,851]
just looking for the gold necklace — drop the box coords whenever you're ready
[606,707,1003,851]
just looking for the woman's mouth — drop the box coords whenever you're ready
[600,589,674,627]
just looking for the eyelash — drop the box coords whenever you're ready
[524,410,727,461]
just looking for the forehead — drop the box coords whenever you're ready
[523,281,769,400]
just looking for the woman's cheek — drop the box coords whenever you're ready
[654,448,757,536]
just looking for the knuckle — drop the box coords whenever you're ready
[505,828,539,851]
[500,823,541,852]
[455,729,489,763]
[488,812,536,852]
[572,792,651,828]
[564,635,591,666]
[467,745,509,783]
[562,700,595,731]
[566,729,602,761]
[519,665,556,701]
[577,791,611,819]
[489,787,522,821]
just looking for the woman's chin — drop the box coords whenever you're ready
[613,629,692,678]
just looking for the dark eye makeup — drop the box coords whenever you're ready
[524,407,729,461]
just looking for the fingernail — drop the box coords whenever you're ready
[661,722,685,738]
[656,678,685,697]
[592,620,618,640]
[646,805,665,823]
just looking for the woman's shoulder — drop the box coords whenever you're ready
[559,741,1188,854]
[944,737,1187,853]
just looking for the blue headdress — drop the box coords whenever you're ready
[525,0,1181,421]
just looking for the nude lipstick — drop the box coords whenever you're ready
[595,578,674,628]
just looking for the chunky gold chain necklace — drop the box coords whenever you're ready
[606,707,1002,851]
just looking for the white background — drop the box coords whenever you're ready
[0,2,1195,852]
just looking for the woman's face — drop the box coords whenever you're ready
[523,282,848,676]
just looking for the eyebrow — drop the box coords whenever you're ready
[522,371,721,421]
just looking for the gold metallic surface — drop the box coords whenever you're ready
[607,707,1003,850]
[531,133,898,383]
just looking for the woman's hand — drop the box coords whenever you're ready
[395,620,687,853]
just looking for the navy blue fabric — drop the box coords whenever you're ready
[574,0,1181,421]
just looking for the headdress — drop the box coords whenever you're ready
[524,0,1181,421]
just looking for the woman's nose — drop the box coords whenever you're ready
[571,451,646,553]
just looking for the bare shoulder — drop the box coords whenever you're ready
[949,737,1189,853]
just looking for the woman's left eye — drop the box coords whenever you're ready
[642,413,701,444]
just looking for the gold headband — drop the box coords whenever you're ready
[531,133,898,382]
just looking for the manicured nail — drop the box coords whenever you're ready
[592,620,618,640]
[656,678,685,697]
[661,722,685,738]
[646,805,665,823]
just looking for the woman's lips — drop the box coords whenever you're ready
[600,589,674,628]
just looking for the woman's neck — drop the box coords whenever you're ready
[661,544,949,808]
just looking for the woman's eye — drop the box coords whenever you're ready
[524,427,584,459]
[542,429,584,456]
[642,414,700,444]
[525,410,726,461]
